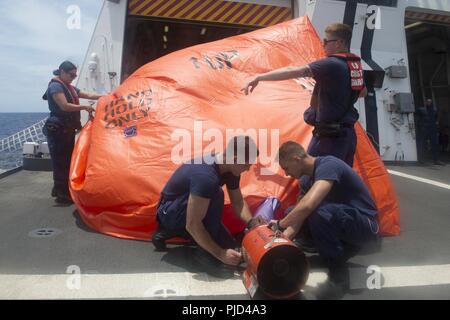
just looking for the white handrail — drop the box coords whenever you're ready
[0,118,48,153]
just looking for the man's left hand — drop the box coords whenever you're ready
[268,219,282,232]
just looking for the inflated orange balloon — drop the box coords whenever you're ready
[70,17,400,240]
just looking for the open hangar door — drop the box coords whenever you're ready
[122,0,293,80]
[405,9,450,161]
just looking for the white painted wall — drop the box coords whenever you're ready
[77,0,128,124]
[77,0,127,95]
[294,0,450,161]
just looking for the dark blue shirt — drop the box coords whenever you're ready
[416,106,438,130]
[300,156,377,216]
[161,156,241,200]
[46,81,80,117]
[308,57,359,125]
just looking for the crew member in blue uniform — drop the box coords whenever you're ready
[43,61,103,204]
[152,136,265,268]
[242,23,366,167]
[416,98,443,165]
[274,141,379,299]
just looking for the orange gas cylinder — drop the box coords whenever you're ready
[241,225,309,299]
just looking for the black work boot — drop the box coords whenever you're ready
[152,226,191,251]
[152,226,175,251]
[314,258,349,300]
[328,260,350,290]
[293,236,318,254]
[54,191,74,205]
[55,196,74,205]
[54,183,73,204]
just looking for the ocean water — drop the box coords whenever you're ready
[0,113,49,171]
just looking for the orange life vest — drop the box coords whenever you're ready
[330,53,365,93]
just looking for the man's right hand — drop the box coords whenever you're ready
[241,76,260,95]
[219,249,242,266]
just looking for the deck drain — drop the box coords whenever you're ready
[28,228,62,238]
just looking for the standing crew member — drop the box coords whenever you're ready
[242,24,366,167]
[416,98,444,165]
[43,61,103,204]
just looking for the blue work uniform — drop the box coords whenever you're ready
[42,80,81,198]
[298,156,379,261]
[305,57,360,167]
[416,106,440,162]
[156,156,240,249]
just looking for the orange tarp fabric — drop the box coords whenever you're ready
[70,17,400,240]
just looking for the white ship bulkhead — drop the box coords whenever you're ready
[76,0,450,162]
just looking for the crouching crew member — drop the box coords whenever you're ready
[275,141,379,298]
[152,136,265,267]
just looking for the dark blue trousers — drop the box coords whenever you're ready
[307,203,379,260]
[307,128,357,167]
[417,127,440,162]
[157,188,235,249]
[45,128,75,197]
[286,203,379,261]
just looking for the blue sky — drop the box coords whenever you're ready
[0,0,103,112]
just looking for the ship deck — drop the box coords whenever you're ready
[0,162,449,300]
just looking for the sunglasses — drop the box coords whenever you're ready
[323,38,339,46]
[64,71,77,78]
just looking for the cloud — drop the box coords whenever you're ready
[0,0,99,57]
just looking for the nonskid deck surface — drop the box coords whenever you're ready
[0,164,449,300]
